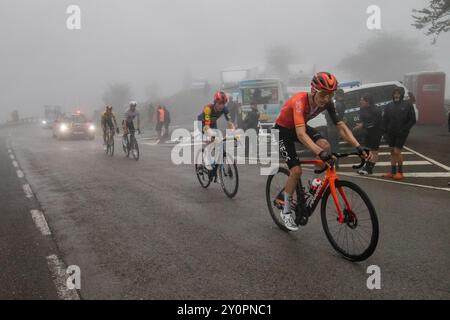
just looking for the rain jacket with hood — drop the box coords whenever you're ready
[382,87,416,136]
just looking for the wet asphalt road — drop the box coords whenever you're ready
[1,124,449,299]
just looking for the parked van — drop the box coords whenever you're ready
[306,81,418,138]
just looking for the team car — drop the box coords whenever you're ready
[52,112,96,140]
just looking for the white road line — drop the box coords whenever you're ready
[16,169,24,178]
[339,161,431,168]
[12,161,18,168]
[46,255,80,300]
[346,152,413,157]
[30,210,51,236]
[302,168,450,192]
[8,149,12,154]
[403,146,450,172]
[23,184,34,198]
[341,171,450,178]
[9,154,15,160]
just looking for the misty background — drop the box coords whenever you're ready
[0,0,449,122]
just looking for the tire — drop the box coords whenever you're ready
[122,136,129,157]
[131,137,139,161]
[321,180,379,262]
[195,148,211,189]
[266,167,293,232]
[219,153,239,198]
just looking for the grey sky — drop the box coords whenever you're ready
[0,0,448,120]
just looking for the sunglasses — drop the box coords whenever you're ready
[316,90,335,98]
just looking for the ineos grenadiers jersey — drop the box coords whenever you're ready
[124,108,140,123]
[276,92,341,129]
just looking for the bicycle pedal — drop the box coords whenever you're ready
[297,215,308,226]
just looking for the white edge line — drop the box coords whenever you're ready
[303,168,450,192]
[30,210,51,236]
[12,160,18,168]
[403,146,450,172]
[9,154,15,160]
[16,169,24,178]
[46,254,80,300]
[23,184,34,198]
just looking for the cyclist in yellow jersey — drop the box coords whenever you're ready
[101,105,119,148]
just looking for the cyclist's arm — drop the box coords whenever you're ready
[336,122,360,148]
[112,113,118,128]
[295,126,323,156]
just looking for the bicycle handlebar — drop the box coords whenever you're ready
[313,152,366,174]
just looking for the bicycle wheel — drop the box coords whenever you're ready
[321,180,379,262]
[218,153,239,198]
[131,135,139,161]
[195,148,211,189]
[107,132,114,156]
[265,167,298,232]
[122,135,129,156]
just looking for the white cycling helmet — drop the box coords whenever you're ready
[129,101,137,107]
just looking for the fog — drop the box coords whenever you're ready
[0,0,449,121]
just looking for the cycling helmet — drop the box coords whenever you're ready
[311,72,338,93]
[129,101,137,107]
[106,105,112,111]
[213,91,228,105]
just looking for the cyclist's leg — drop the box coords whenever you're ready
[276,125,302,211]
[101,120,107,145]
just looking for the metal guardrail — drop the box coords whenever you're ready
[0,117,41,128]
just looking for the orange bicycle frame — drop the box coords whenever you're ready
[300,159,352,224]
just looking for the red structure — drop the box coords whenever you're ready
[404,72,446,125]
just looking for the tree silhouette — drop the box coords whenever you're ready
[412,0,450,44]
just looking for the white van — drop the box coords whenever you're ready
[308,81,419,137]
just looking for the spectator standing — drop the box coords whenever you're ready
[382,87,416,180]
[355,94,382,175]
[163,106,171,138]
[155,105,165,138]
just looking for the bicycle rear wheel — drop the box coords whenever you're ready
[265,167,298,232]
[321,180,379,262]
[195,148,211,189]
[219,153,239,198]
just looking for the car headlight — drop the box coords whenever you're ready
[42,120,47,125]
[60,124,68,132]
[89,125,95,131]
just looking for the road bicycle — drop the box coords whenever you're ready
[105,127,115,156]
[266,152,379,262]
[122,129,140,161]
[195,136,239,198]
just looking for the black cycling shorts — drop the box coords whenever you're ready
[364,129,382,151]
[386,134,408,149]
[274,124,324,169]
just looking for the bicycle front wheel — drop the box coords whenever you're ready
[131,136,139,161]
[321,180,379,262]
[219,153,239,198]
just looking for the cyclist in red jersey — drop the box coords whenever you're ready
[274,72,372,231]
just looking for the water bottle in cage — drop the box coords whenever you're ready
[309,178,322,195]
